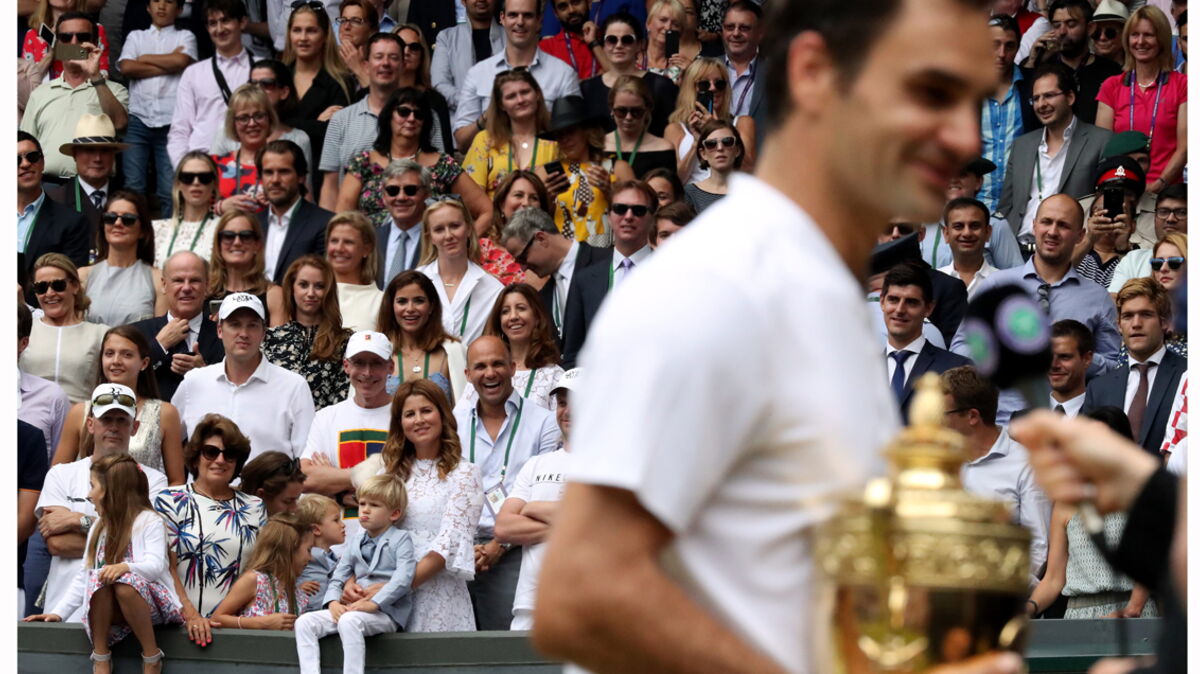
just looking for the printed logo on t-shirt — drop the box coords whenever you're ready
[338,427,387,520]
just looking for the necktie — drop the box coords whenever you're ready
[890,351,913,402]
[91,189,105,209]
[1036,283,1051,312]
[387,229,409,284]
[618,258,634,284]
[360,536,377,564]
[1127,362,1154,440]
[1054,404,1066,415]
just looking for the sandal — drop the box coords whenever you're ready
[142,648,165,673]
[89,651,112,674]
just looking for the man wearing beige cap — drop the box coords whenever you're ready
[1091,0,1131,66]
[172,292,314,461]
[46,113,130,236]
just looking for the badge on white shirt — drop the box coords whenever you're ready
[484,482,508,517]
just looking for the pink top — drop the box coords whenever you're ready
[1096,71,1188,183]
[239,571,307,617]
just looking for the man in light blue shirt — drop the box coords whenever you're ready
[981,15,1029,211]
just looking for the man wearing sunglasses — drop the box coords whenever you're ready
[17,131,91,287]
[172,292,315,463]
[375,159,429,289]
[33,384,168,620]
[1107,181,1188,295]
[432,0,505,114]
[1090,0,1130,67]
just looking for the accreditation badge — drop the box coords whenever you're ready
[484,482,508,517]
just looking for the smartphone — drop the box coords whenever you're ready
[208,299,224,318]
[53,41,89,61]
[39,23,55,47]
[697,90,714,114]
[1102,187,1124,220]
[664,30,680,58]
[543,161,565,176]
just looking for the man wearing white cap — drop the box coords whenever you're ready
[172,292,315,461]
[33,384,168,619]
[495,368,578,631]
[301,330,396,544]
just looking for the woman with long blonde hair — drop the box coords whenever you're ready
[325,212,384,332]
[664,57,757,184]
[151,152,220,267]
[415,198,504,346]
[207,209,286,325]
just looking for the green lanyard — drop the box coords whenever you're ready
[458,296,472,337]
[166,213,212,258]
[74,179,83,212]
[608,261,615,289]
[1034,153,1044,202]
[523,368,537,397]
[551,287,562,331]
[507,138,540,173]
[931,226,942,269]
[21,203,42,251]
[614,130,644,169]
[397,351,432,383]
[469,398,525,479]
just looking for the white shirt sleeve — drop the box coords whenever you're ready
[300,408,329,462]
[48,526,96,619]
[507,455,538,504]
[1016,16,1051,64]
[35,464,73,518]
[1017,464,1052,587]
[117,30,142,63]
[289,379,317,459]
[452,65,484,132]
[1107,253,1145,292]
[181,29,199,59]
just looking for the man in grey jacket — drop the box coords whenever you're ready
[431,0,505,113]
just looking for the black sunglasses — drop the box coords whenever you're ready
[886,223,917,236]
[1090,26,1120,41]
[290,0,324,9]
[33,279,68,295]
[612,106,645,119]
[702,136,736,150]
[179,171,216,185]
[199,444,248,462]
[1150,256,1185,271]
[394,105,419,118]
[92,391,135,408]
[102,212,138,226]
[219,229,261,242]
[384,184,422,197]
[696,79,728,93]
[249,77,280,89]
[611,203,649,217]
[18,150,43,166]
[514,236,537,266]
[270,456,303,477]
[604,34,636,46]
[57,31,94,44]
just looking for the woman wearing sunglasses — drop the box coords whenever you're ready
[52,325,186,485]
[337,88,492,232]
[1150,232,1188,293]
[78,191,165,327]
[376,270,466,403]
[263,255,352,410]
[240,451,307,516]
[393,24,455,155]
[154,413,267,643]
[665,57,756,185]
[21,253,109,403]
[683,120,744,215]
[152,152,221,268]
[580,13,679,138]
[208,209,286,326]
[602,75,677,180]
[463,70,559,200]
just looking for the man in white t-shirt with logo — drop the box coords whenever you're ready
[495,368,579,631]
[33,384,168,620]
[300,330,395,546]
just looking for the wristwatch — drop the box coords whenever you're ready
[90,75,106,87]
[588,40,602,50]
[498,542,512,552]
[80,514,94,533]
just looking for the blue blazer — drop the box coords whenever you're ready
[1082,350,1186,456]
[894,341,973,424]
[324,527,416,629]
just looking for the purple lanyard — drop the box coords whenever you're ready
[733,63,755,116]
[1128,72,1167,153]
[562,32,595,78]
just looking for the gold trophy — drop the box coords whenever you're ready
[815,374,1030,672]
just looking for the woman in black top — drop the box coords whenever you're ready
[580,12,679,137]
[394,24,455,154]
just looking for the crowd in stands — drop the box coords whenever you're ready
[13,0,1188,670]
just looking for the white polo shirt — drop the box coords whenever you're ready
[172,355,315,461]
[507,447,569,619]
[568,173,897,672]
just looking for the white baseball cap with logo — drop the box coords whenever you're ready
[550,368,583,396]
[217,292,266,322]
[346,330,393,361]
[91,383,137,419]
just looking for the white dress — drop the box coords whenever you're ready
[456,366,565,412]
[400,458,484,632]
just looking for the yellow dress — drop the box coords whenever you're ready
[462,130,560,198]
[550,160,614,247]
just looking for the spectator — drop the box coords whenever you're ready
[938,198,1000,300]
[335,0,382,89]
[1161,372,1187,475]
[262,255,352,410]
[431,0,503,114]
[874,229,969,346]
[539,0,649,38]
[1178,9,1189,74]
[1077,156,1144,289]
[463,70,561,198]
[338,88,492,231]
[1084,277,1188,454]
[1048,319,1094,418]
[415,198,506,346]
[325,213,385,332]
[374,160,432,290]
[453,337,559,630]
[172,292,315,461]
[17,420,49,619]
[642,165,685,208]
[20,12,130,180]
[488,169,551,238]
[34,384,169,620]
[21,254,109,404]
[256,140,332,284]
[52,325,186,486]
[683,119,743,214]
[600,74,678,179]
[210,60,315,179]
[166,0,252,167]
[18,132,90,284]
[18,302,71,463]
[999,64,1113,238]
[582,13,678,138]
[154,413,266,631]
[377,270,468,402]
[240,451,307,516]
[129,251,226,401]
[473,283,566,410]
[665,58,756,185]
[644,0,697,84]
[650,200,694,248]
[22,1,112,81]
[941,366,1052,587]
[721,2,765,128]
[391,24,455,155]
[452,0,582,151]
[151,152,221,268]
[79,191,163,326]
[209,516,312,628]
[212,85,308,215]
[207,209,287,324]
[1150,232,1188,296]
[294,494,345,614]
[922,156,1025,271]
[299,330,395,539]
[1097,5,1188,192]
[117,0,199,218]
[980,14,1038,213]
[495,367,577,630]
[45,114,129,242]
[317,33,404,210]
[1108,181,1187,292]
[1025,0,1123,124]
[539,0,603,79]
[294,474,416,672]
[1091,0,1131,66]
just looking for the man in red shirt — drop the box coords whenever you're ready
[539,0,604,79]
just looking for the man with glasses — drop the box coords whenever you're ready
[20,12,130,180]
[33,384,168,619]
[172,292,315,462]
[432,0,505,114]
[256,139,332,283]
[1023,0,1122,124]
[721,2,764,127]
[1108,182,1188,293]
[373,159,430,289]
[17,131,90,284]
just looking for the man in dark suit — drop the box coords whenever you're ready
[498,206,612,360]
[880,262,972,423]
[998,64,1112,238]
[374,159,428,289]
[18,131,90,302]
[43,114,129,248]
[129,251,225,400]
[1083,277,1186,456]
[875,229,969,345]
[256,140,331,284]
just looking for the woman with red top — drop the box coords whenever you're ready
[1096,5,1188,193]
[22,0,110,80]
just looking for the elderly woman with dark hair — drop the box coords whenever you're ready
[154,414,267,645]
[240,450,307,516]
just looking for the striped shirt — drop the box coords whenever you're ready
[980,68,1025,211]
[1075,250,1123,289]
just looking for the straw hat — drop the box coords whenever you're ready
[59,113,130,156]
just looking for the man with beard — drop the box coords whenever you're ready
[432,0,505,114]
[1024,0,1123,123]
[255,140,331,283]
[540,0,604,79]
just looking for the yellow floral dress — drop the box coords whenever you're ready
[550,160,615,248]
[462,130,559,199]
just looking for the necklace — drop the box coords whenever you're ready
[389,151,418,162]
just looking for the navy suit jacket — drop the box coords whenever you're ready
[1082,349,1186,456]
[374,221,423,290]
[258,199,332,284]
[538,242,609,350]
[893,341,974,424]
[929,266,969,345]
[557,244,615,369]
[129,313,225,401]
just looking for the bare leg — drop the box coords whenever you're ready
[88,585,115,674]
[112,583,161,674]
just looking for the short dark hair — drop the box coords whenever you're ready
[941,365,999,426]
[642,167,684,203]
[609,180,659,215]
[56,11,96,35]
[1051,319,1094,356]
[1157,182,1187,204]
[206,0,247,22]
[1084,406,1133,441]
[601,11,645,41]
[881,260,933,304]
[374,88,436,155]
[656,201,696,228]
[240,451,306,501]
[18,302,32,341]
[255,139,308,177]
[250,59,297,118]
[183,413,251,479]
[724,1,763,22]
[1179,10,1188,29]
[367,31,403,54]
[18,130,42,154]
[1031,62,1078,96]
[340,0,380,30]
[942,196,989,225]
[988,14,1020,39]
[1048,0,1093,23]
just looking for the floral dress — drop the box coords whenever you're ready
[213,151,263,209]
[239,571,307,617]
[262,321,351,410]
[462,130,559,199]
[82,540,183,645]
[154,486,268,618]
[346,151,468,228]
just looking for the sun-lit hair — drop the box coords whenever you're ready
[393,23,433,89]
[1123,5,1175,72]
[418,199,483,266]
[242,517,305,614]
[669,57,731,125]
[376,270,455,353]
[34,252,91,315]
[485,70,551,150]
[325,211,379,286]
[357,473,409,515]
[280,255,350,360]
[224,84,282,141]
[1153,232,1188,263]
[381,379,462,481]
[170,152,219,226]
[209,209,269,297]
[282,5,352,100]
[296,493,339,530]
[1115,276,1173,324]
[482,283,560,368]
[86,454,154,567]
